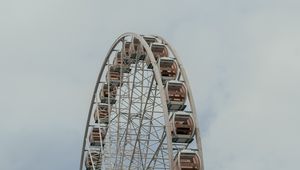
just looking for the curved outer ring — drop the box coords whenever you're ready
[80,32,175,169]
[155,35,204,170]
[79,33,204,170]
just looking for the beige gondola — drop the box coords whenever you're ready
[89,127,107,146]
[174,150,201,170]
[99,84,117,104]
[123,41,133,57]
[146,43,169,68]
[158,57,178,83]
[112,51,131,73]
[122,41,135,64]
[94,104,111,124]
[106,65,123,86]
[140,36,157,59]
[85,151,102,170]
[130,38,146,61]
[170,112,195,143]
[143,36,157,45]
[165,81,187,111]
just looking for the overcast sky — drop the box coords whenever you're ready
[1,0,300,169]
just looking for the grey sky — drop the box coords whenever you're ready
[1,0,300,169]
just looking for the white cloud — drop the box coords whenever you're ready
[0,0,299,169]
[201,6,300,170]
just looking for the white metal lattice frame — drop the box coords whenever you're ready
[79,33,204,170]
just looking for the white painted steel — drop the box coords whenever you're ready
[79,33,204,170]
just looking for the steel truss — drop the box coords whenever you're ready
[80,33,204,170]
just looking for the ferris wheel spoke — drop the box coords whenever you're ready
[80,33,204,170]
[128,75,155,169]
[146,131,167,169]
[119,53,142,168]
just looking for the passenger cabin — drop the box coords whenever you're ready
[106,66,123,86]
[113,52,131,73]
[146,43,169,68]
[122,41,135,63]
[158,57,178,83]
[140,36,157,59]
[99,84,117,104]
[174,150,201,170]
[170,112,195,143]
[94,104,110,124]
[130,38,145,61]
[132,37,148,60]
[165,81,187,111]
[143,36,157,45]
[123,41,132,57]
[89,127,106,146]
[85,151,101,170]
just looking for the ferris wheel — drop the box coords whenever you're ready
[79,33,204,170]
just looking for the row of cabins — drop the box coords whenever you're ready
[86,36,200,170]
[85,105,109,169]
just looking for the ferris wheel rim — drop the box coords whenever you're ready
[153,35,204,170]
[80,33,204,170]
[80,32,175,169]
